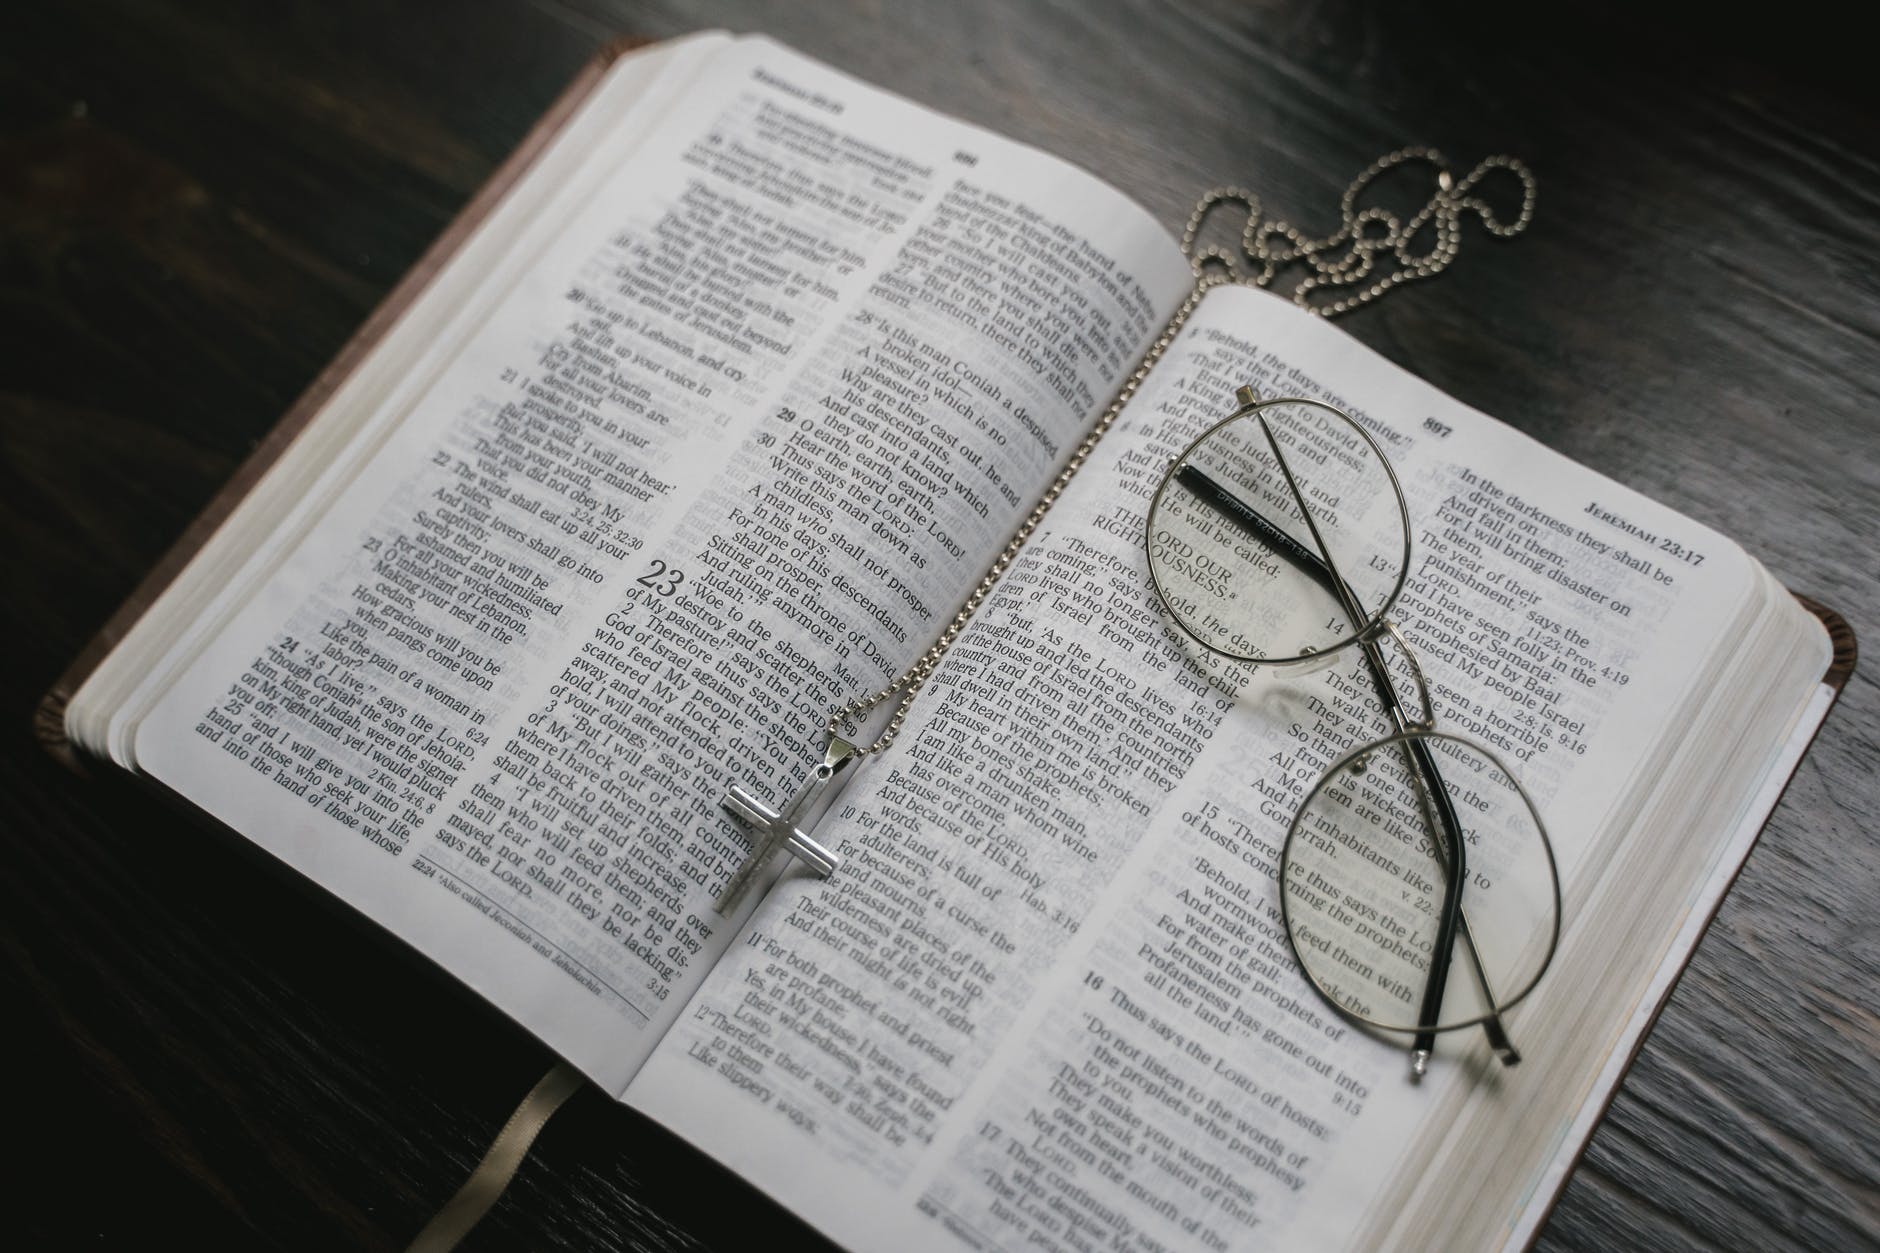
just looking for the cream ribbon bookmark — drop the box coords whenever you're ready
[406,1063,585,1253]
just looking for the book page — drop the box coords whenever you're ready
[134,35,1193,1094]
[630,284,1785,1250]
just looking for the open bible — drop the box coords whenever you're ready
[43,31,1851,1252]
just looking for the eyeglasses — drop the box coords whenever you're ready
[1145,388,1561,1078]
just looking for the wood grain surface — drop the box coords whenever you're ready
[4,2,1874,1248]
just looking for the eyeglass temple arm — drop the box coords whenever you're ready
[1175,464,1342,601]
[1388,718,1521,1066]
[1241,419,1472,1074]
[1186,437,1519,1073]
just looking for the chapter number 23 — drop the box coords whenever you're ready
[637,559,685,598]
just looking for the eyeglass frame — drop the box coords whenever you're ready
[1143,386,1562,1079]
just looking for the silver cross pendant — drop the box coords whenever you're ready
[714,735,857,915]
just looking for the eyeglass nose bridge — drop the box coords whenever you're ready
[1369,618,1437,732]
[1349,617,1438,777]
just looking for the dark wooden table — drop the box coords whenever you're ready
[5,2,1875,1248]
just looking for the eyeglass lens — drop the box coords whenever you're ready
[1145,399,1408,665]
[1282,732,1557,1032]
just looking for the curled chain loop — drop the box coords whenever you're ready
[1179,147,1536,318]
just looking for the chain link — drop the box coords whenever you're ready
[825,148,1534,754]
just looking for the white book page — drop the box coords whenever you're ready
[1366,559,1829,1250]
[1500,677,1837,1253]
[630,285,1772,1250]
[134,36,1193,1094]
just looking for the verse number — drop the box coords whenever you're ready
[636,558,685,597]
[1657,535,1706,567]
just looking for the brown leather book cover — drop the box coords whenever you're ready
[34,38,648,772]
